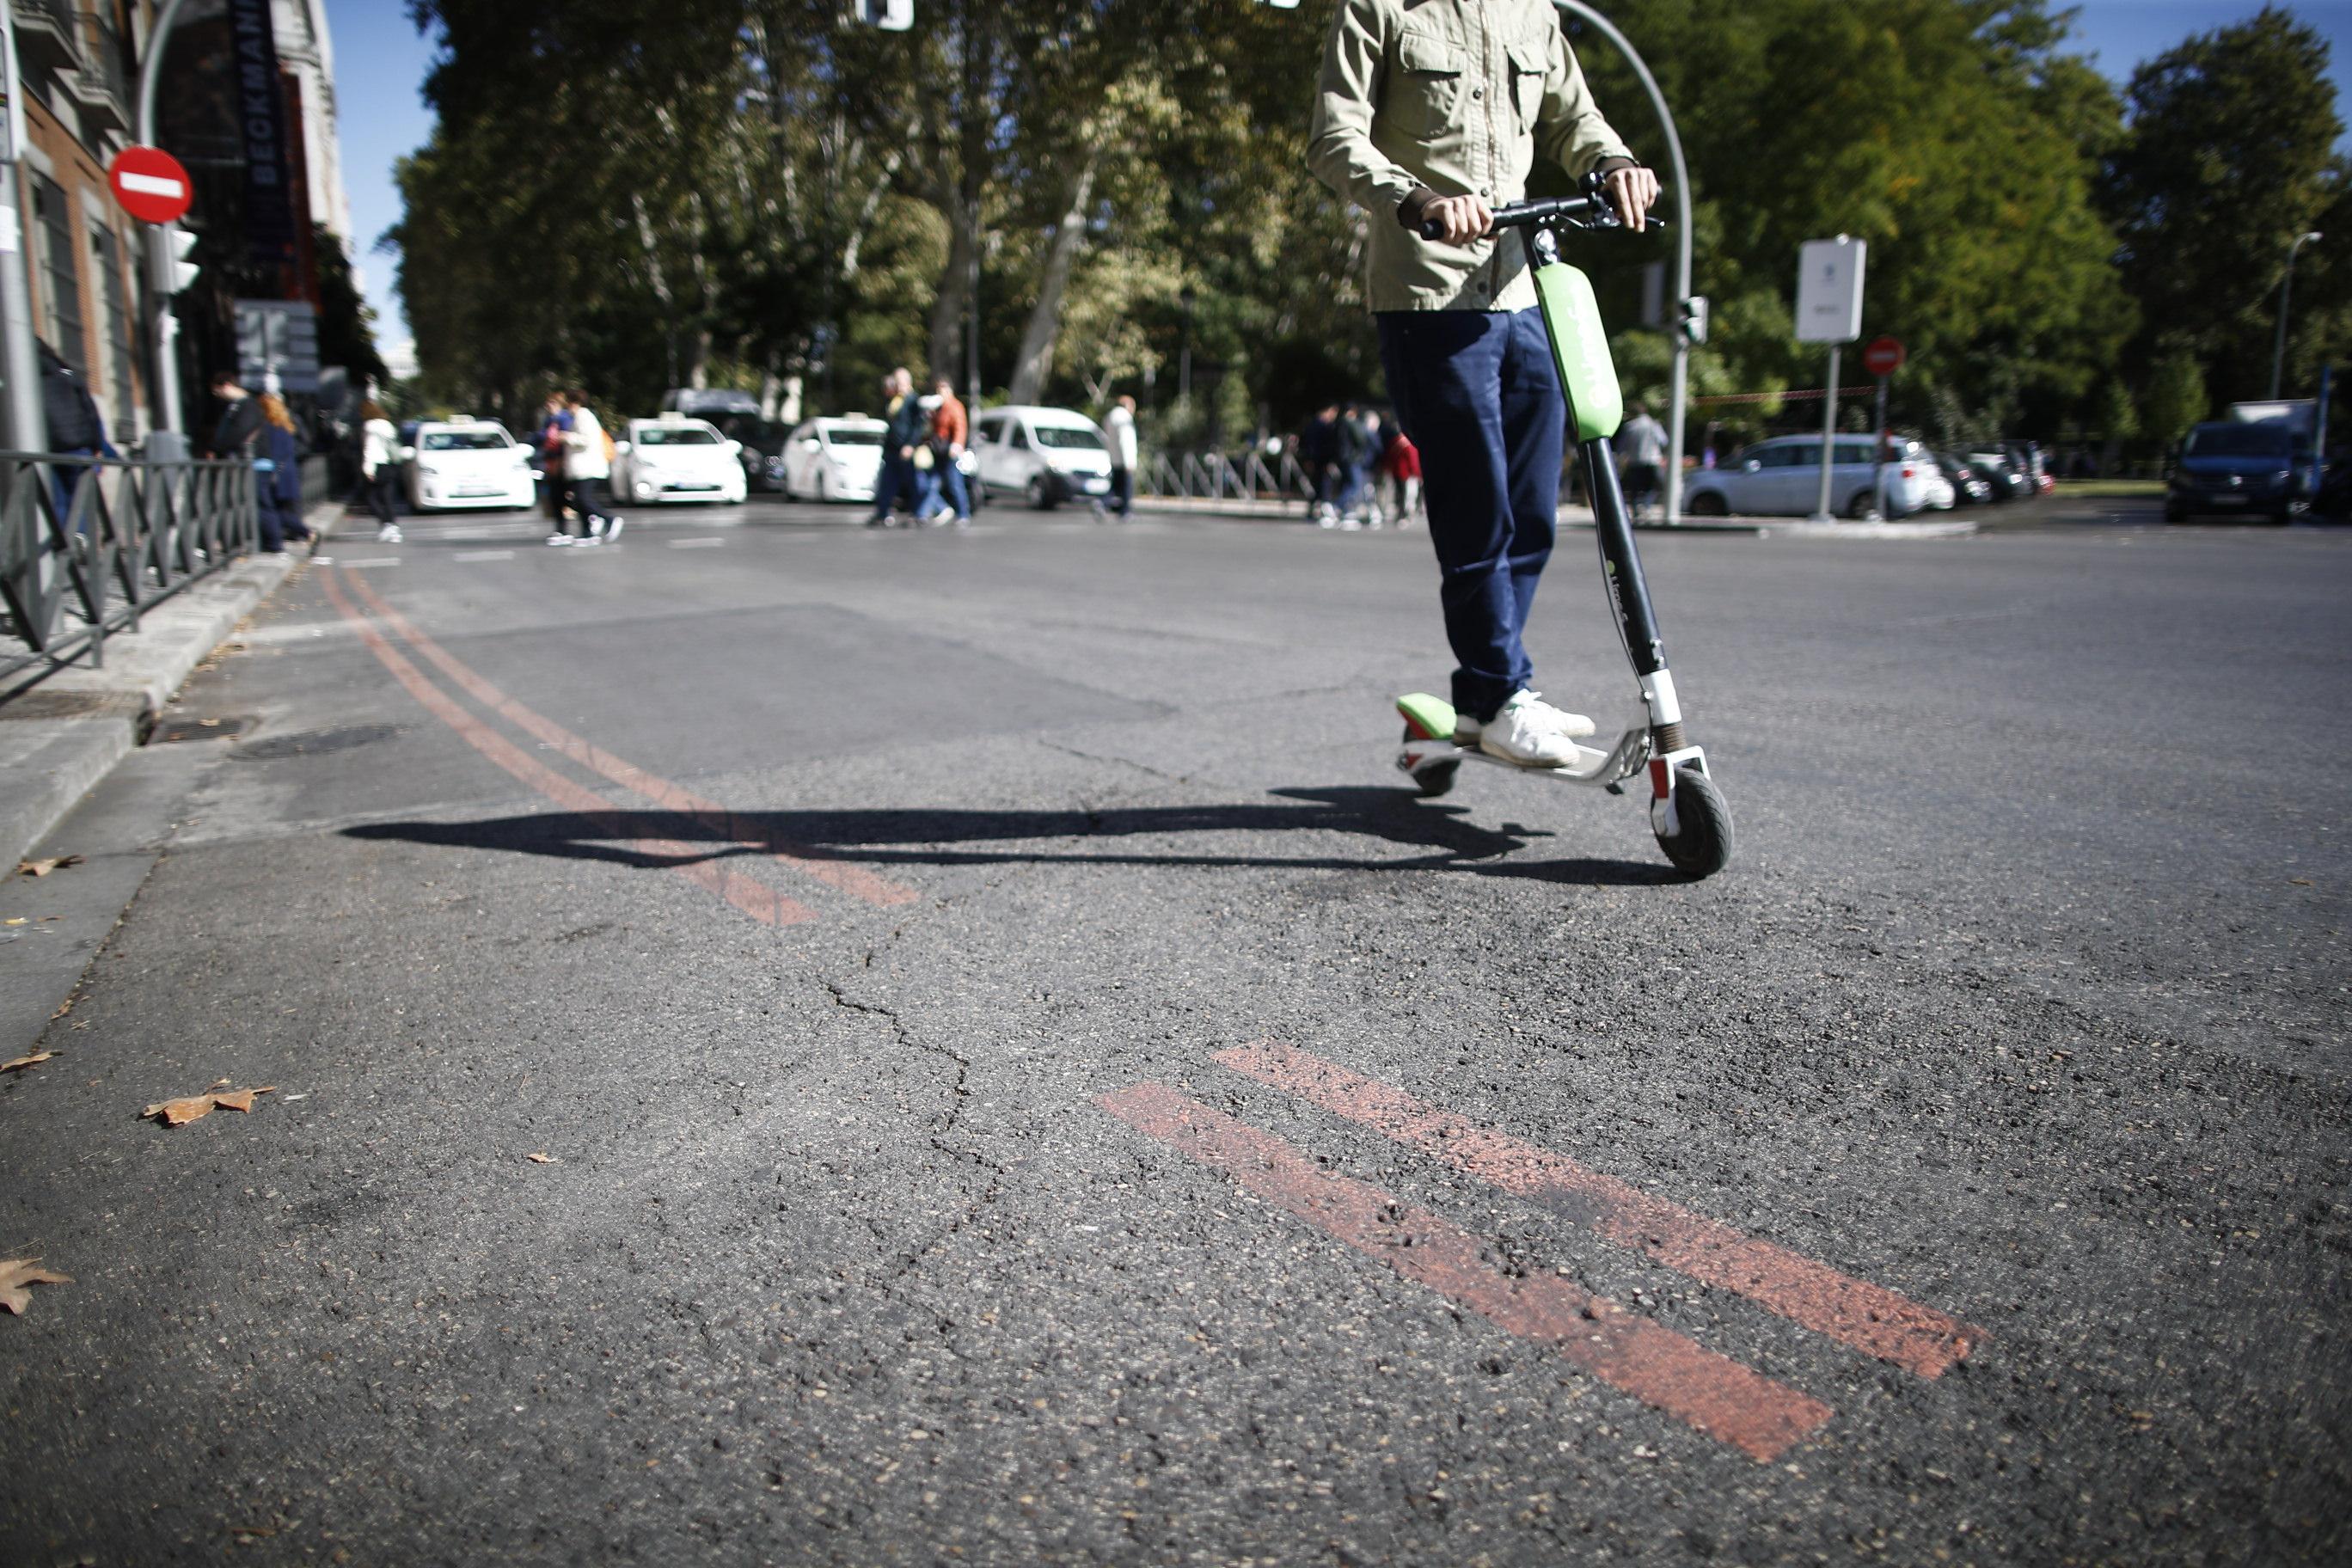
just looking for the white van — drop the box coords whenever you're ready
[971,405,1114,510]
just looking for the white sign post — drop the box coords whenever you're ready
[1796,236,1866,520]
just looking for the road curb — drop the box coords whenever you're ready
[0,499,340,873]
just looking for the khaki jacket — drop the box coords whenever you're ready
[1308,0,1633,313]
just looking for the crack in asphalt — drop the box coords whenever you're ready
[814,975,1008,1294]
[1037,738,1193,787]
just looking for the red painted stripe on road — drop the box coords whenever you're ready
[321,570,816,927]
[1214,1041,1984,1378]
[340,572,917,910]
[1097,1082,1834,1462]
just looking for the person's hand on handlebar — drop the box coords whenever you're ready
[1415,192,1492,247]
[1602,164,1662,233]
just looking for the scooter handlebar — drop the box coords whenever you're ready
[1416,171,1669,242]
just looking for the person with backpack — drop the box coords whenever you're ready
[38,340,112,531]
[1381,422,1423,527]
[556,389,621,545]
[254,393,311,553]
[535,391,573,530]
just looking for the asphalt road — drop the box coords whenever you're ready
[2,495,2345,1565]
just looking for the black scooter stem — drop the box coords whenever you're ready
[1580,436,1668,681]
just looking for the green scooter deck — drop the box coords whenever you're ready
[1533,260,1624,443]
[1396,692,1458,741]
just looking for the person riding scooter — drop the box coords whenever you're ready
[1308,0,1658,766]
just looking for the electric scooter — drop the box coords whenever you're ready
[1393,173,1733,878]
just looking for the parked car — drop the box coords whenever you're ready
[1681,434,1939,519]
[779,415,888,503]
[1936,451,1994,506]
[1964,451,2032,502]
[612,413,749,506]
[401,416,535,513]
[2166,420,2304,524]
[971,405,1114,509]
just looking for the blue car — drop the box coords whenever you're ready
[2168,422,2305,524]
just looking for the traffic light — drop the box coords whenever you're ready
[1680,294,1709,346]
[857,0,912,27]
[157,224,199,294]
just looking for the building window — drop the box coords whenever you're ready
[93,227,137,437]
[31,172,87,377]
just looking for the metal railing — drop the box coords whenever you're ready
[1140,450,1318,509]
[0,450,258,686]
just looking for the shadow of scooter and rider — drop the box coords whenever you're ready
[342,786,1681,888]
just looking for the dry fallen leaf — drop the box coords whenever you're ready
[3,917,23,926]
[1,1050,56,1073]
[15,855,84,878]
[2290,878,2314,887]
[142,1086,277,1126]
[0,1258,71,1315]
[525,1152,555,1165]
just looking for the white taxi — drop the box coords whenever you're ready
[779,415,888,503]
[614,414,749,505]
[401,417,536,512]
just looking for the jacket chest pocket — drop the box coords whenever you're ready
[1507,37,1549,127]
[1392,31,1467,138]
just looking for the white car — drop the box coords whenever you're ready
[401,417,535,512]
[780,415,887,503]
[613,415,749,505]
[972,405,1113,509]
[1682,434,1941,520]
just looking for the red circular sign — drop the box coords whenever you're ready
[1861,336,1906,377]
[108,146,193,225]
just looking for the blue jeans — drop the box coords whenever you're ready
[936,462,970,519]
[1375,307,1565,722]
[868,454,908,521]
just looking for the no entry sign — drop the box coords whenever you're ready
[1862,336,1906,377]
[108,146,193,225]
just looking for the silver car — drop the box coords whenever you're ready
[1683,435,1938,519]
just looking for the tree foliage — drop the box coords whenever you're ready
[388,0,2347,455]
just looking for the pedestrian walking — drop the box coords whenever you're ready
[206,370,263,459]
[868,369,923,527]
[38,340,113,532]
[1309,0,1658,764]
[558,389,621,545]
[1301,405,1341,524]
[254,393,311,553]
[535,391,573,530]
[1101,395,1138,519]
[1381,424,1423,526]
[1619,401,1667,520]
[1335,403,1375,526]
[358,401,402,543]
[928,375,972,527]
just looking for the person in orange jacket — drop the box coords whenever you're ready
[928,376,972,527]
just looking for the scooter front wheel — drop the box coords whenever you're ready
[1655,764,1734,877]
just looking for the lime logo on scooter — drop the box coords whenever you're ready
[1393,174,1733,878]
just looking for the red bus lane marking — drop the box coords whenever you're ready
[1214,1041,1985,1378]
[340,571,918,910]
[1096,1082,1834,1463]
[320,571,816,927]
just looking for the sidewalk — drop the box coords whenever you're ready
[1131,493,1975,539]
[0,499,341,873]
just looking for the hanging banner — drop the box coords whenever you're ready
[227,0,296,272]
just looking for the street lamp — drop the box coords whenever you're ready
[2270,230,2323,401]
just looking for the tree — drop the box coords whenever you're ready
[2140,344,2208,449]
[2099,6,2345,404]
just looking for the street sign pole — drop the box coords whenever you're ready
[1812,345,1841,521]
[0,0,50,462]
[137,0,195,458]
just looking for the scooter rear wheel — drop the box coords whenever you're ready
[1655,764,1733,877]
[1401,725,1461,797]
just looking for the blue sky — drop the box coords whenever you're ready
[324,1,2352,354]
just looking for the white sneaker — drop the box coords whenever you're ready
[603,515,624,543]
[1471,690,1596,767]
[377,524,402,543]
[547,532,574,547]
